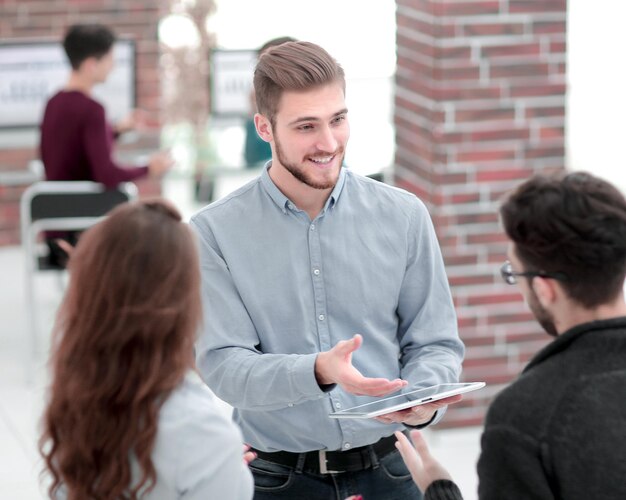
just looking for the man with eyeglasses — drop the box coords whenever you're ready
[395,171,626,500]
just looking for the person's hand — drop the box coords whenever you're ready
[243,444,256,465]
[375,394,462,426]
[55,239,75,257]
[394,430,452,493]
[148,151,174,177]
[115,108,150,134]
[314,334,407,396]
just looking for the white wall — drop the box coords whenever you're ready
[207,0,397,176]
[567,1,626,193]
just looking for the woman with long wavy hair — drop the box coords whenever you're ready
[40,200,253,499]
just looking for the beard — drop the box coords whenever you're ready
[275,135,344,190]
[528,287,559,337]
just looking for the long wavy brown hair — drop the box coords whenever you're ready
[40,199,202,499]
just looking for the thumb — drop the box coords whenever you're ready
[336,334,362,356]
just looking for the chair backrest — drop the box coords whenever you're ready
[23,181,137,221]
[30,189,132,222]
[20,181,138,269]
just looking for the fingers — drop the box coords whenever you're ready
[335,334,362,357]
[394,430,425,490]
[330,334,409,396]
[243,451,256,465]
[408,430,453,484]
[342,376,407,397]
[242,444,256,465]
[55,239,74,256]
[409,430,432,461]
[394,430,413,455]
[433,394,463,406]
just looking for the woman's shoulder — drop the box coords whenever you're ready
[160,371,234,427]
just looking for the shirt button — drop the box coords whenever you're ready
[318,314,325,321]
[310,224,315,230]
[288,203,295,210]
[344,443,351,450]
[288,403,294,407]
[335,402,342,409]
[313,269,320,276]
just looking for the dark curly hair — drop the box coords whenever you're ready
[40,199,202,499]
[500,171,626,308]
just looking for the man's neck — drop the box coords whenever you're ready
[65,72,94,95]
[268,162,333,221]
[556,295,626,334]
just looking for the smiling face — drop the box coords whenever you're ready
[258,82,350,192]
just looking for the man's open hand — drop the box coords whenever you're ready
[314,334,407,397]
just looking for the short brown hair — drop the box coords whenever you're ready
[253,41,345,124]
[500,172,626,308]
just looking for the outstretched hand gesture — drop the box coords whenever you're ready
[315,334,407,397]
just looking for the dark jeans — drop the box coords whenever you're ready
[251,448,422,500]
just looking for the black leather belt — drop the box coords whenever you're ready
[252,433,401,474]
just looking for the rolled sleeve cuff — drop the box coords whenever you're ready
[291,353,336,399]
[404,409,440,430]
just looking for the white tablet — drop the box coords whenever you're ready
[328,382,485,419]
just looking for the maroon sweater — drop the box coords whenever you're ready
[40,90,148,188]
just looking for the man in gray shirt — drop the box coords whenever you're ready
[190,41,465,500]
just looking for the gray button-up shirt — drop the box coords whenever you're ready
[190,165,464,453]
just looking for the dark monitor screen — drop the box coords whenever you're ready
[0,39,136,129]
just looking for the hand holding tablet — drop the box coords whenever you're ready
[328,382,485,419]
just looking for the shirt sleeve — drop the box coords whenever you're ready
[191,218,327,411]
[397,199,465,424]
[82,104,148,188]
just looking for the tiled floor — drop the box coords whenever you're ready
[0,244,481,499]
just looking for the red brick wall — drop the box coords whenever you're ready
[395,0,567,427]
[0,0,167,245]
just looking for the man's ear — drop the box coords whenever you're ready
[254,113,273,143]
[532,276,557,308]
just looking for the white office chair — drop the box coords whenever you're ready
[20,181,138,369]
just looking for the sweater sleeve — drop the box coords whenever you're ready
[477,426,556,500]
[425,479,464,500]
[82,103,148,188]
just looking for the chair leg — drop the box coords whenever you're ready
[24,239,38,385]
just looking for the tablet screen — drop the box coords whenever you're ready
[329,382,485,419]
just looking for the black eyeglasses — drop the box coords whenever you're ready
[500,261,568,285]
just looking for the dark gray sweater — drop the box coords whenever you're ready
[426,317,626,500]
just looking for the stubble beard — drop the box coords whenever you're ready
[275,136,344,191]
[528,288,559,337]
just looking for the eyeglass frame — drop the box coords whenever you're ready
[500,260,568,285]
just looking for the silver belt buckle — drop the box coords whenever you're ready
[318,449,342,474]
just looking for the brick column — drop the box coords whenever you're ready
[0,0,168,245]
[395,0,567,427]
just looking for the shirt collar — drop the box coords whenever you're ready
[260,161,347,214]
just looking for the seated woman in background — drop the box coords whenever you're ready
[39,200,253,499]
